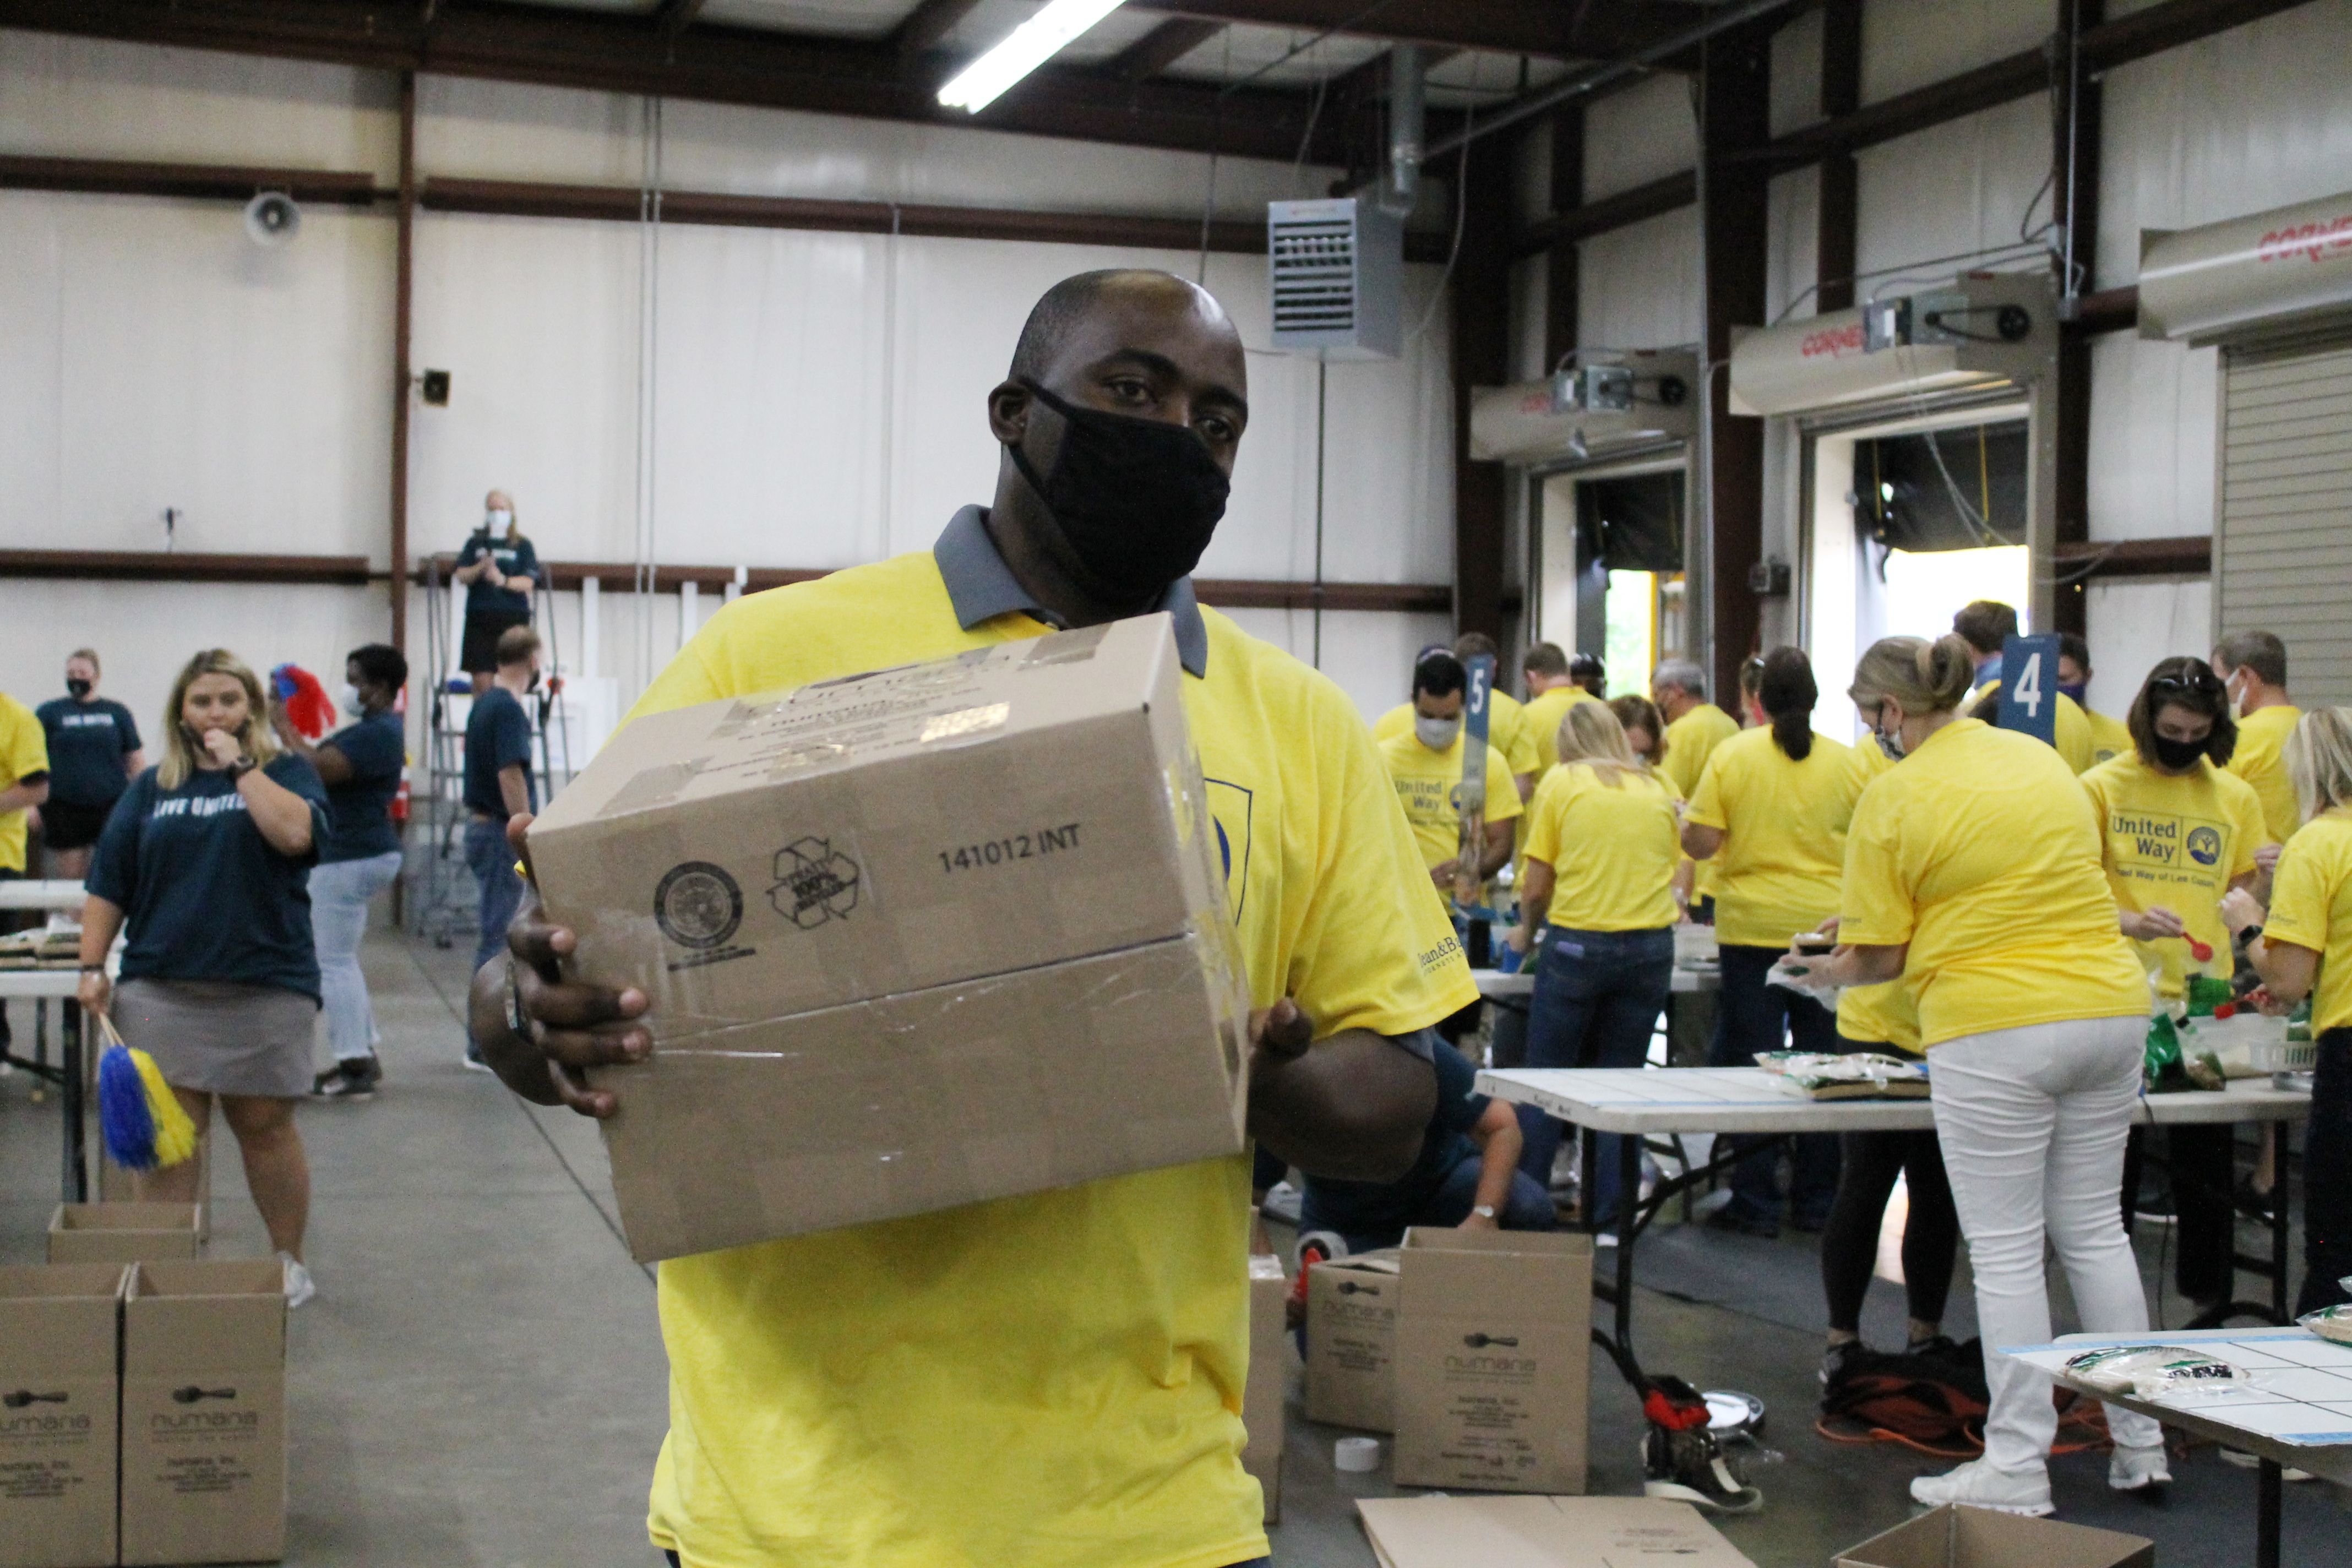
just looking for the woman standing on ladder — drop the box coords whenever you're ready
[454,489,539,696]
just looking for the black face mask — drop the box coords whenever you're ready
[1006,379,1231,605]
[66,678,92,700]
[2152,733,2207,771]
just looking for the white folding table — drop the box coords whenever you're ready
[1477,1066,2312,1400]
[0,879,94,1201]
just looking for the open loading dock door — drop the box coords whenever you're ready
[1729,274,2058,736]
[2141,188,2352,703]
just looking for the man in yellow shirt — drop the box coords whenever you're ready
[0,689,53,1058]
[2213,628,2302,851]
[471,269,1473,1568]
[1951,600,2096,773]
[1519,642,1597,773]
[1378,651,1521,895]
[2057,634,2132,766]
[1652,658,1739,919]
[1371,634,1539,801]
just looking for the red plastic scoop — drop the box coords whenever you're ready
[2188,939,2214,963]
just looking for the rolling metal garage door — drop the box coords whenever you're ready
[2215,333,2352,704]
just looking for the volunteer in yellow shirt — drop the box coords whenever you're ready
[1378,651,1521,896]
[1681,649,1851,1236]
[2213,628,2302,848]
[1952,599,2097,773]
[2079,656,2267,1316]
[2226,705,2352,1315]
[1653,658,1739,919]
[471,270,1474,1568]
[1520,641,1598,772]
[1371,633,1539,799]
[2058,635,2131,766]
[0,690,52,879]
[1786,633,2165,1515]
[1505,700,1681,1226]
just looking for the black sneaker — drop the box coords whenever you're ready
[1820,1338,1867,1389]
[313,1058,382,1101]
[1706,1205,1781,1240]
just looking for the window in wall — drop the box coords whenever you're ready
[1850,419,2030,647]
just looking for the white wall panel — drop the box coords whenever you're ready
[2085,333,2219,541]
[1579,206,1701,351]
[2083,578,2212,720]
[1771,7,1826,138]
[2095,1,2352,291]
[1853,95,2049,286]
[417,75,1333,219]
[1217,608,1452,725]
[0,29,398,176]
[1585,75,1695,203]
[1860,0,2049,104]
[0,192,393,560]
[1765,166,1822,325]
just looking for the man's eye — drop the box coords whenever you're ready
[1107,378,1150,401]
[1199,417,1235,443]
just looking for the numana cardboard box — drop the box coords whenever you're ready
[1242,1254,1287,1525]
[1305,1249,1402,1433]
[1391,1228,1593,1495]
[1357,1495,1756,1568]
[1835,1506,2154,1568]
[119,1260,288,1567]
[0,1264,129,1568]
[528,613,1254,1261]
[46,1204,201,1266]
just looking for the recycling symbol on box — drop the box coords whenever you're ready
[770,838,861,929]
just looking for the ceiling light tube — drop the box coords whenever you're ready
[938,0,1129,113]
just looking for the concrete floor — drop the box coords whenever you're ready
[2,921,2346,1566]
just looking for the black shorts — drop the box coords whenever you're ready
[39,798,117,851]
[461,608,533,674]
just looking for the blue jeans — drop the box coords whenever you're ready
[310,850,404,1063]
[465,819,522,1048]
[1299,1155,1559,1256]
[1711,944,1842,1223]
[1515,925,1674,1224]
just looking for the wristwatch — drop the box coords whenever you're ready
[225,755,258,782]
[1471,1205,1498,1221]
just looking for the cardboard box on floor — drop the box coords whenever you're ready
[46,1204,200,1266]
[97,1139,211,1243]
[1834,1505,2153,1568]
[119,1259,287,1567]
[526,615,1253,1261]
[1391,1227,1592,1494]
[1305,1249,1401,1432]
[1242,1254,1286,1525]
[0,1263,130,1568]
[1355,1495,1754,1568]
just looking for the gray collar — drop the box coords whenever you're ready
[933,505,1208,678]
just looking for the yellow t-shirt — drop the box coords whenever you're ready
[1683,726,1859,949]
[2264,808,2352,1034]
[2079,753,2267,998]
[1373,690,1539,780]
[1838,718,2148,1047]
[1520,685,1599,772]
[1660,702,1739,902]
[1378,727,1523,873]
[0,694,51,874]
[1970,681,2098,775]
[620,552,1476,1568]
[2084,706,2132,767]
[1830,743,1919,1052]
[2230,703,2304,846]
[1523,763,1683,932]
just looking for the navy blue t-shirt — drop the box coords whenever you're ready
[456,533,540,616]
[35,697,142,808]
[1303,1038,1490,1234]
[318,709,405,864]
[463,688,537,820]
[88,757,330,1001]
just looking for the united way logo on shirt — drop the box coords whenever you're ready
[2186,826,2223,868]
[1204,778,1253,925]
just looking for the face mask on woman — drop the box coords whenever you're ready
[1873,701,1907,761]
[66,677,92,700]
[339,683,367,718]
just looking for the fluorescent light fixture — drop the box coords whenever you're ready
[938,0,1129,113]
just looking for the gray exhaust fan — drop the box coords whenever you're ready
[1268,197,1402,361]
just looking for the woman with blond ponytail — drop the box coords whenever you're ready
[1784,633,2164,1515]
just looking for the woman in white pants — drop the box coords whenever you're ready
[1787,633,2165,1515]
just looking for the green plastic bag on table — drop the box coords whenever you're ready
[2144,1012,2193,1093]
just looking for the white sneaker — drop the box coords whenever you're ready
[1908,1457,2053,1516]
[2109,1442,2171,1491]
[279,1253,316,1310]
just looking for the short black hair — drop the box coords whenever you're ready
[1569,652,1605,695]
[1413,652,1468,701]
[349,643,407,692]
[1010,269,1189,383]
[1952,600,2019,656]
[2129,656,2237,767]
[2058,633,2092,673]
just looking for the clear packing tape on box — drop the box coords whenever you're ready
[525,616,1257,1261]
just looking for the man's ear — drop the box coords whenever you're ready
[986,380,1031,445]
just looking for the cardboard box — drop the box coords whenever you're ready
[1357,1495,1754,1568]
[99,1140,211,1243]
[1305,1249,1402,1432]
[46,1204,201,1265]
[1834,1506,2154,1568]
[119,1260,287,1567]
[527,615,1253,1261]
[0,1264,129,1568]
[1391,1227,1592,1494]
[1242,1254,1286,1525]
